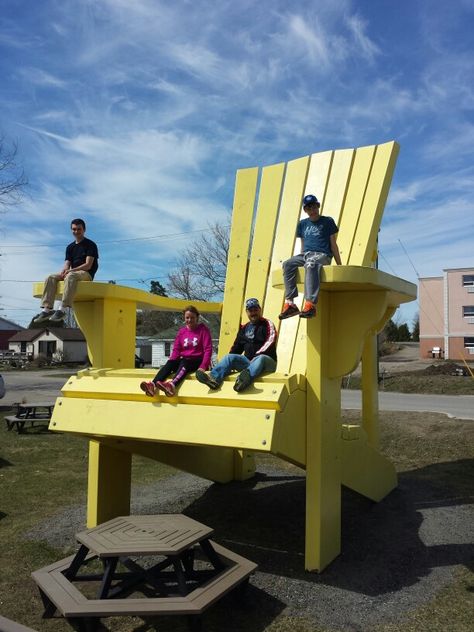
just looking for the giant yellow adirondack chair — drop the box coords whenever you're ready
[35,141,416,572]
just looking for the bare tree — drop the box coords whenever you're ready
[0,135,27,206]
[136,280,177,335]
[167,219,230,301]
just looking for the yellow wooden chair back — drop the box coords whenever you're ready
[218,142,399,374]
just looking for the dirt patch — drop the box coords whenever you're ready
[423,362,470,376]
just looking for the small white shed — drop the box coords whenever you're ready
[8,328,87,363]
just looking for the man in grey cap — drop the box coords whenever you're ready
[196,298,277,392]
[279,194,341,319]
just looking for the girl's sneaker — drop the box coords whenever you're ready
[140,381,156,397]
[161,381,176,397]
[155,380,175,396]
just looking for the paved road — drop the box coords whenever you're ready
[342,389,474,420]
[0,370,70,407]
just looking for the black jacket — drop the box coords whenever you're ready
[229,318,277,362]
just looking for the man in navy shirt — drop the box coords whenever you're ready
[279,194,341,319]
[34,218,99,324]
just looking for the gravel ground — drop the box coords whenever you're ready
[26,460,473,630]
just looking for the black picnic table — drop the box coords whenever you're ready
[5,401,55,433]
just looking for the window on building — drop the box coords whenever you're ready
[463,306,474,317]
[164,342,171,357]
[464,337,474,348]
[20,342,27,352]
[462,275,474,286]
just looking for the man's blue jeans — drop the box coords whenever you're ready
[210,353,277,384]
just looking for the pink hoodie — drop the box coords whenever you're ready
[169,323,213,370]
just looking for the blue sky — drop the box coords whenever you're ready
[1,0,473,328]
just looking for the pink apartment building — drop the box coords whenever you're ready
[419,267,474,359]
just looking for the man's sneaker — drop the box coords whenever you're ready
[140,381,156,397]
[299,301,316,318]
[195,369,220,390]
[161,381,176,397]
[33,309,54,324]
[278,302,299,320]
[233,368,252,392]
[49,309,66,323]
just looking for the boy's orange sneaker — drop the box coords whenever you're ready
[278,302,300,320]
[299,301,316,318]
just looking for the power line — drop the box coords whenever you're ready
[378,251,398,276]
[397,238,444,337]
[0,275,168,283]
[0,226,228,250]
[397,239,421,278]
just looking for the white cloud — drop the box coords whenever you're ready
[18,68,68,89]
[345,14,380,62]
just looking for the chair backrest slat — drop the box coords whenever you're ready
[348,141,399,266]
[336,144,377,265]
[320,148,355,227]
[241,162,286,320]
[262,156,310,374]
[218,167,258,359]
[263,156,310,326]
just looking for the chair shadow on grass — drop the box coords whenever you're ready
[181,458,474,597]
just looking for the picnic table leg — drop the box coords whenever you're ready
[97,557,118,599]
[199,539,225,571]
[64,544,90,580]
[39,587,57,618]
[68,616,98,632]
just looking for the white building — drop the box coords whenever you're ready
[8,328,88,363]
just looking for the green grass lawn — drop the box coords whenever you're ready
[0,412,472,631]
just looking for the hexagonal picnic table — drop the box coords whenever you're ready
[32,514,257,631]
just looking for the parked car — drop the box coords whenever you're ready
[135,354,145,368]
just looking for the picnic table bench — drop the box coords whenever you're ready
[0,615,38,632]
[5,402,55,433]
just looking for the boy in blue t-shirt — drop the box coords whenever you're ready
[279,194,341,319]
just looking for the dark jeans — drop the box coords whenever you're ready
[152,357,202,386]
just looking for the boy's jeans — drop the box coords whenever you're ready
[282,252,331,304]
[210,353,277,384]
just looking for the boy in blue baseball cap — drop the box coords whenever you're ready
[279,194,341,319]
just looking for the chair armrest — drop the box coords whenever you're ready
[272,265,417,377]
[272,265,416,309]
[33,281,223,314]
[33,281,222,369]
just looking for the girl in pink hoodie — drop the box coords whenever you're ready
[140,305,213,397]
